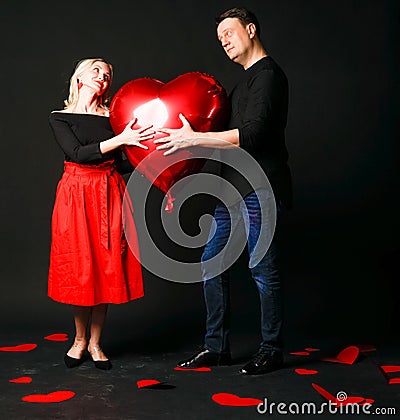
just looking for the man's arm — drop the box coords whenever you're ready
[154,114,239,155]
[155,69,282,155]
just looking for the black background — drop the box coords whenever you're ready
[0,0,398,349]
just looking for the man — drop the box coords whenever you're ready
[155,7,292,374]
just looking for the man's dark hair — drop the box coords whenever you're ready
[215,7,261,36]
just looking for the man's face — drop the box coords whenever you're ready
[217,17,252,63]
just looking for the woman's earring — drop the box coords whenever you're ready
[78,79,83,89]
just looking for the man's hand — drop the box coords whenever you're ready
[154,114,197,155]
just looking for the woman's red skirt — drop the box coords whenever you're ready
[48,161,144,306]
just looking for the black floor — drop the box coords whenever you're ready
[1,327,399,420]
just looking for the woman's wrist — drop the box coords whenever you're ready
[100,135,123,154]
[113,133,125,147]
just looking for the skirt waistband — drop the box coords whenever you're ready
[64,160,116,175]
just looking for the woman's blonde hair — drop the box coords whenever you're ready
[64,58,113,110]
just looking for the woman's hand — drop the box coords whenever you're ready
[119,118,155,149]
[154,114,197,155]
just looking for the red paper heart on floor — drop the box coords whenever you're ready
[312,383,335,402]
[342,396,367,404]
[109,72,229,211]
[295,369,318,375]
[212,393,263,407]
[290,351,310,356]
[22,391,75,403]
[44,334,68,342]
[137,380,161,388]
[9,376,32,384]
[381,365,400,373]
[336,346,359,364]
[321,345,359,365]
[0,344,37,352]
[363,398,375,404]
[312,383,374,406]
[174,366,211,372]
[379,365,400,385]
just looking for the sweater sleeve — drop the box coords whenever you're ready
[49,113,104,163]
[238,69,281,153]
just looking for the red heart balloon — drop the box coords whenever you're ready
[109,72,229,210]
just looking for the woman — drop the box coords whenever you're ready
[48,58,154,370]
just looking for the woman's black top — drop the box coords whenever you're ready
[49,112,132,174]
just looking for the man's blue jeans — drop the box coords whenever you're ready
[201,189,283,354]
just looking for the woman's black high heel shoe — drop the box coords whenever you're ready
[64,342,86,368]
[64,353,85,368]
[88,346,112,370]
[93,359,112,370]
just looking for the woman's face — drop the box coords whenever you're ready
[79,61,111,96]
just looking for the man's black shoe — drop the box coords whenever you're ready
[177,349,231,369]
[240,350,283,375]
